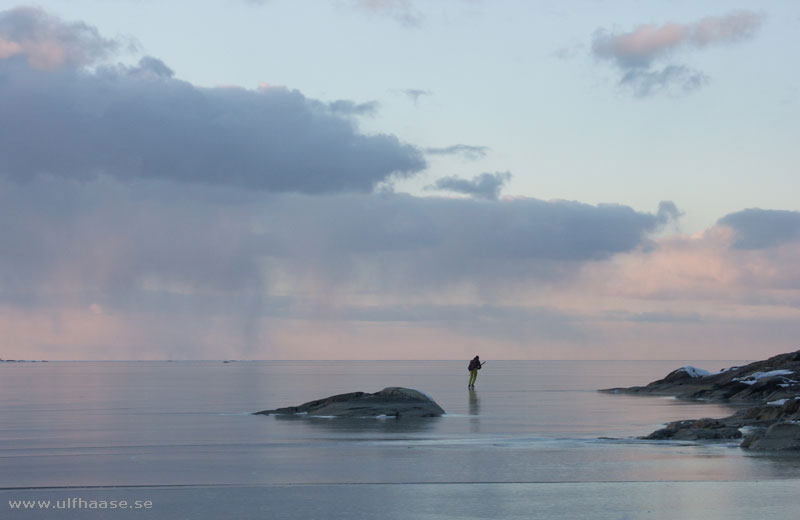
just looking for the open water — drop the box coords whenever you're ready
[1,360,798,519]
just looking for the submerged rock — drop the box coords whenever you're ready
[253,387,445,418]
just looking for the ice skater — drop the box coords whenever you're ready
[467,355,485,388]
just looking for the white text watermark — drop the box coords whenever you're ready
[9,497,153,511]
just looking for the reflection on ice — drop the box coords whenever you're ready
[267,413,441,435]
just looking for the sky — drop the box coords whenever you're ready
[0,0,799,360]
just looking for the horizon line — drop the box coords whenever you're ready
[2,358,755,363]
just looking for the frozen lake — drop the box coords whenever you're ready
[2,360,799,518]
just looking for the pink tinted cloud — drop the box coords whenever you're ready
[0,7,119,69]
[597,227,739,299]
[593,10,763,68]
[692,11,763,45]
[581,224,800,306]
[608,23,687,65]
[0,37,22,59]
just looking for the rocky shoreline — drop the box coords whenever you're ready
[602,350,800,450]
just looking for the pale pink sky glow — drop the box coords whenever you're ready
[4,217,799,361]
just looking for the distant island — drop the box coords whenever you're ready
[602,350,800,450]
[0,359,47,363]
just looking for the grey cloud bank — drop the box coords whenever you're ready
[719,209,800,250]
[0,7,424,193]
[0,175,680,356]
[9,173,797,359]
[0,177,677,307]
[0,58,424,192]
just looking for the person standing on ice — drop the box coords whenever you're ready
[468,355,485,388]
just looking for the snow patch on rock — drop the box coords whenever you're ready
[678,366,713,378]
[733,369,794,385]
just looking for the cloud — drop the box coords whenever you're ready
[718,209,800,250]
[0,177,676,301]
[325,99,379,117]
[400,88,431,104]
[424,144,489,161]
[331,303,589,343]
[593,11,763,68]
[655,200,683,224]
[620,65,708,97]
[0,8,424,193]
[427,171,511,200]
[580,215,800,306]
[11,168,799,360]
[0,6,121,69]
[131,55,174,78]
[0,54,424,193]
[592,10,763,96]
[0,174,680,358]
[11,6,795,361]
[602,310,704,324]
[269,193,675,268]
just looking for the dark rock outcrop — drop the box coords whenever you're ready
[253,387,445,418]
[645,418,742,441]
[603,350,800,450]
[740,422,800,451]
[602,350,800,403]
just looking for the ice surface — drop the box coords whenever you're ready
[4,482,800,520]
[4,359,800,499]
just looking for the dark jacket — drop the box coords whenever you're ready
[468,359,481,371]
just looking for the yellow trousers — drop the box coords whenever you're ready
[468,369,478,386]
